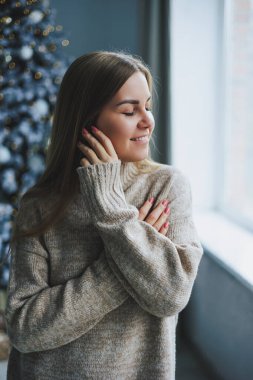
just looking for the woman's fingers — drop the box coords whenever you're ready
[144,200,169,226]
[158,221,170,236]
[77,142,101,164]
[80,126,118,163]
[80,128,108,162]
[80,157,91,168]
[152,206,170,232]
[138,198,170,235]
[138,198,154,221]
[90,126,118,160]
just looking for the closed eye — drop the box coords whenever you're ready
[123,108,151,116]
[123,112,134,116]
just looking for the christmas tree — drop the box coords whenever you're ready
[0,0,72,288]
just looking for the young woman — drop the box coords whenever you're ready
[5,51,203,379]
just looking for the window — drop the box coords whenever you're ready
[171,0,253,287]
[221,0,253,233]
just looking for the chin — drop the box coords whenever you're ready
[121,152,149,162]
[117,144,150,162]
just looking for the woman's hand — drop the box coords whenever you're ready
[77,126,118,167]
[138,198,170,236]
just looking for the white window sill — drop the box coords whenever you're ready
[194,210,253,291]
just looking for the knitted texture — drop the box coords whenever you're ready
[5,160,204,380]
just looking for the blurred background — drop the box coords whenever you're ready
[0,0,253,379]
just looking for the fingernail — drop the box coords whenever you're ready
[82,128,89,135]
[165,207,170,214]
[164,222,169,228]
[149,197,154,203]
[91,126,99,132]
[162,200,168,206]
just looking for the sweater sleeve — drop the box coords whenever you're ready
[77,160,204,318]
[5,198,129,353]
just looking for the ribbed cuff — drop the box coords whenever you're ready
[76,160,128,221]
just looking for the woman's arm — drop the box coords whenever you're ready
[5,201,129,353]
[77,161,204,318]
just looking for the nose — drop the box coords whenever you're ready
[137,110,155,132]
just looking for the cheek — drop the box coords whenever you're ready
[97,114,133,139]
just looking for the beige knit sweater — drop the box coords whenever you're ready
[5,160,203,379]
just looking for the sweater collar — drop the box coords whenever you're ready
[120,160,140,191]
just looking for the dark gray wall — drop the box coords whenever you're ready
[181,251,253,380]
[50,0,141,60]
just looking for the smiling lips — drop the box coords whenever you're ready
[130,134,149,141]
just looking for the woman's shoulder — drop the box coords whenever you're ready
[16,189,56,224]
[144,163,192,204]
[18,190,48,209]
[14,193,42,227]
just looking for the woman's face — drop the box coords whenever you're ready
[96,71,155,162]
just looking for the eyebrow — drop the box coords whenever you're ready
[115,96,151,107]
